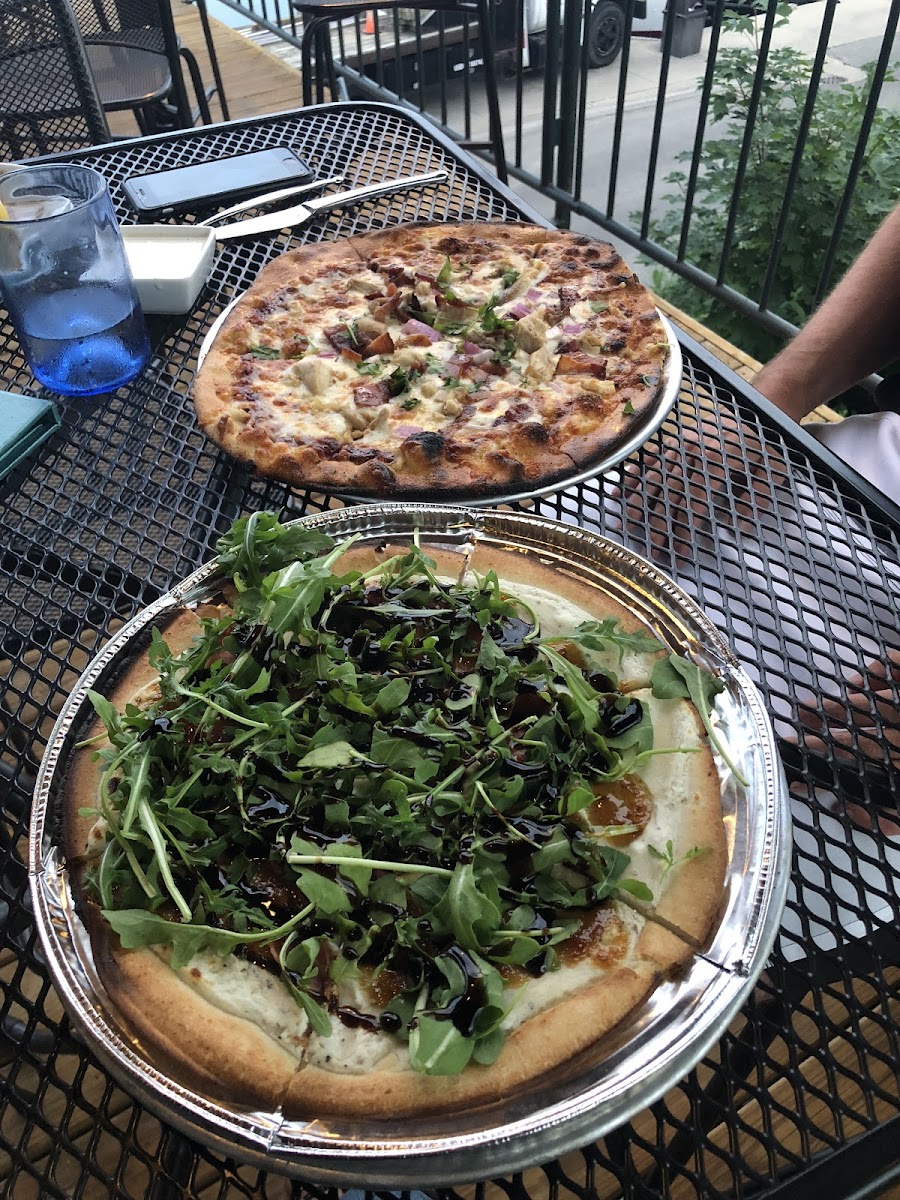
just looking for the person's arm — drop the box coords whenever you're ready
[753,203,900,422]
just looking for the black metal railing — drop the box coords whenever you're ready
[207,0,900,352]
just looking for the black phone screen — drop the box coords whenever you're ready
[123,148,315,217]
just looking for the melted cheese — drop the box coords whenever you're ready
[236,240,638,455]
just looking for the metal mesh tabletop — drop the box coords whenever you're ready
[0,103,898,1200]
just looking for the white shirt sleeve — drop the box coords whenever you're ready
[804,411,900,506]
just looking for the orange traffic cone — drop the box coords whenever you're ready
[364,10,376,34]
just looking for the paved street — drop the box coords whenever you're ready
[208,0,898,262]
[493,0,899,256]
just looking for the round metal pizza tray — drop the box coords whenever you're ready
[30,506,790,1189]
[195,288,683,508]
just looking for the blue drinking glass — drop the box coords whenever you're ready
[0,164,150,397]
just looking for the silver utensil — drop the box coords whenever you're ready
[211,169,449,242]
[197,175,346,227]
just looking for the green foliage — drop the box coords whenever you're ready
[642,4,900,370]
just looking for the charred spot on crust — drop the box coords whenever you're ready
[494,401,534,426]
[316,438,342,460]
[345,446,379,462]
[605,333,627,352]
[436,236,468,254]
[359,460,397,490]
[405,431,445,461]
[486,450,525,478]
[523,422,549,443]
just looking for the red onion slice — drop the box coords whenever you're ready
[402,318,441,343]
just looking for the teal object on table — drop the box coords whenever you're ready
[0,391,60,480]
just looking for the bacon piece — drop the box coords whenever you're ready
[361,331,395,358]
[370,292,403,321]
[396,334,434,349]
[325,325,362,361]
[558,285,578,315]
[556,353,607,377]
[353,381,391,407]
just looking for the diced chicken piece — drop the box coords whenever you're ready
[291,357,333,395]
[394,348,428,371]
[442,396,464,416]
[513,313,549,353]
[347,272,382,293]
[581,378,616,398]
[525,345,556,382]
[356,316,386,342]
[419,376,441,399]
[343,402,381,431]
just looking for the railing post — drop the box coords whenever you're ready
[540,0,561,193]
[554,0,583,228]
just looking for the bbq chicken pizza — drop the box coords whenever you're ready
[193,223,671,497]
[64,514,733,1117]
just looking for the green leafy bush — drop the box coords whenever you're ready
[644,5,900,380]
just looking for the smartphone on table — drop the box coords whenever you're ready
[122,148,315,218]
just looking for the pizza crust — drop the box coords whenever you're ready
[88,920,302,1111]
[281,962,658,1118]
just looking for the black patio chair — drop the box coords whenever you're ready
[0,0,110,160]
[293,0,508,183]
[70,0,225,135]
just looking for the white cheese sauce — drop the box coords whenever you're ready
[160,948,309,1058]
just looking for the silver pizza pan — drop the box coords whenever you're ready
[195,283,683,507]
[30,506,790,1189]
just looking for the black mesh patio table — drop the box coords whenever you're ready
[0,103,898,1200]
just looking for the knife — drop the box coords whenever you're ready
[197,174,346,227]
[212,170,449,242]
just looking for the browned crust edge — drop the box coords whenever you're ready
[88,918,302,1112]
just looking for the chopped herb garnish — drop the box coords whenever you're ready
[479,297,514,334]
[437,256,453,285]
[386,366,423,396]
[248,345,281,359]
[400,397,420,410]
[590,300,609,313]
[356,360,382,376]
[623,400,635,415]
[500,269,520,289]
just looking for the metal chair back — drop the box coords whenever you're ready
[0,0,110,159]
[71,0,212,131]
[71,0,168,56]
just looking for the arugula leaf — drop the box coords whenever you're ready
[650,654,747,784]
[408,1015,474,1075]
[215,512,335,587]
[103,906,313,971]
[549,618,664,662]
